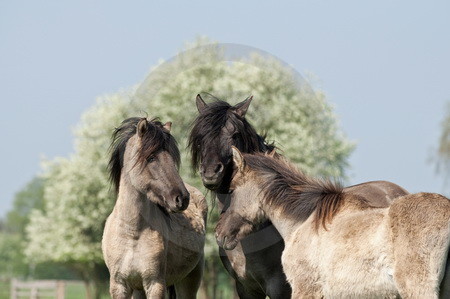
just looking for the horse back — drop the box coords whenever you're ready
[344,180,409,208]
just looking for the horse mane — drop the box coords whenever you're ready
[108,117,180,193]
[188,96,275,171]
[243,153,346,230]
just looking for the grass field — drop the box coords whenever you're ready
[0,281,9,299]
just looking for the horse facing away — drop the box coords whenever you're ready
[216,148,450,298]
[102,117,207,298]
[188,94,408,298]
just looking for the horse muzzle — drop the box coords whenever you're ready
[201,163,225,190]
[167,192,190,213]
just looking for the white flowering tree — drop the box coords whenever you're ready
[26,38,354,298]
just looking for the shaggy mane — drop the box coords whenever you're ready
[243,153,346,230]
[188,96,275,171]
[108,117,180,193]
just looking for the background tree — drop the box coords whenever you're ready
[25,38,354,298]
[0,178,44,280]
[6,177,44,235]
[0,176,78,294]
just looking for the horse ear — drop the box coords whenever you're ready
[163,121,172,133]
[268,148,277,158]
[234,96,253,117]
[196,94,207,113]
[231,146,245,172]
[137,118,148,138]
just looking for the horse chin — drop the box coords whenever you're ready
[202,178,222,190]
[166,206,183,213]
[165,201,188,213]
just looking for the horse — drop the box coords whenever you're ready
[216,147,450,298]
[102,117,207,298]
[188,94,409,298]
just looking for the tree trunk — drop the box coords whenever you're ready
[84,280,93,299]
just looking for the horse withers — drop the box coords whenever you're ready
[216,148,450,298]
[102,117,207,298]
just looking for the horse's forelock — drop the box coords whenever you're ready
[188,99,274,171]
[189,100,232,170]
[139,120,180,168]
[108,117,180,193]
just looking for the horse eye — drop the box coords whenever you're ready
[147,156,156,163]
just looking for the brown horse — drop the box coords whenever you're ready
[188,94,408,298]
[102,117,207,298]
[216,148,450,298]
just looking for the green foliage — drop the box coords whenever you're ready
[6,177,44,234]
[0,233,27,278]
[0,177,44,279]
[0,176,80,281]
[25,38,354,296]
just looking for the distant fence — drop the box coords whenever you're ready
[10,279,65,299]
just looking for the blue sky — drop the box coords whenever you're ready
[1,0,449,216]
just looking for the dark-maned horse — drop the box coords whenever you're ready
[188,94,409,299]
[102,117,207,298]
[216,148,450,298]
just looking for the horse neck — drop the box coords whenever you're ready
[215,192,230,210]
[114,175,165,231]
[252,177,305,241]
[262,202,301,241]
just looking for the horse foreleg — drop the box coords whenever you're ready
[234,280,266,299]
[143,279,166,299]
[174,256,204,299]
[131,290,146,299]
[109,279,132,299]
[265,275,292,299]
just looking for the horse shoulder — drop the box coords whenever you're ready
[317,206,396,296]
[165,184,206,256]
[281,217,322,296]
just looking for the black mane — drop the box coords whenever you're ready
[108,117,180,193]
[188,98,275,171]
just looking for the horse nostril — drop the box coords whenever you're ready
[175,195,182,208]
[215,163,224,174]
[175,193,189,210]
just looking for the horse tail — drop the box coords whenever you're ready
[167,285,176,299]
